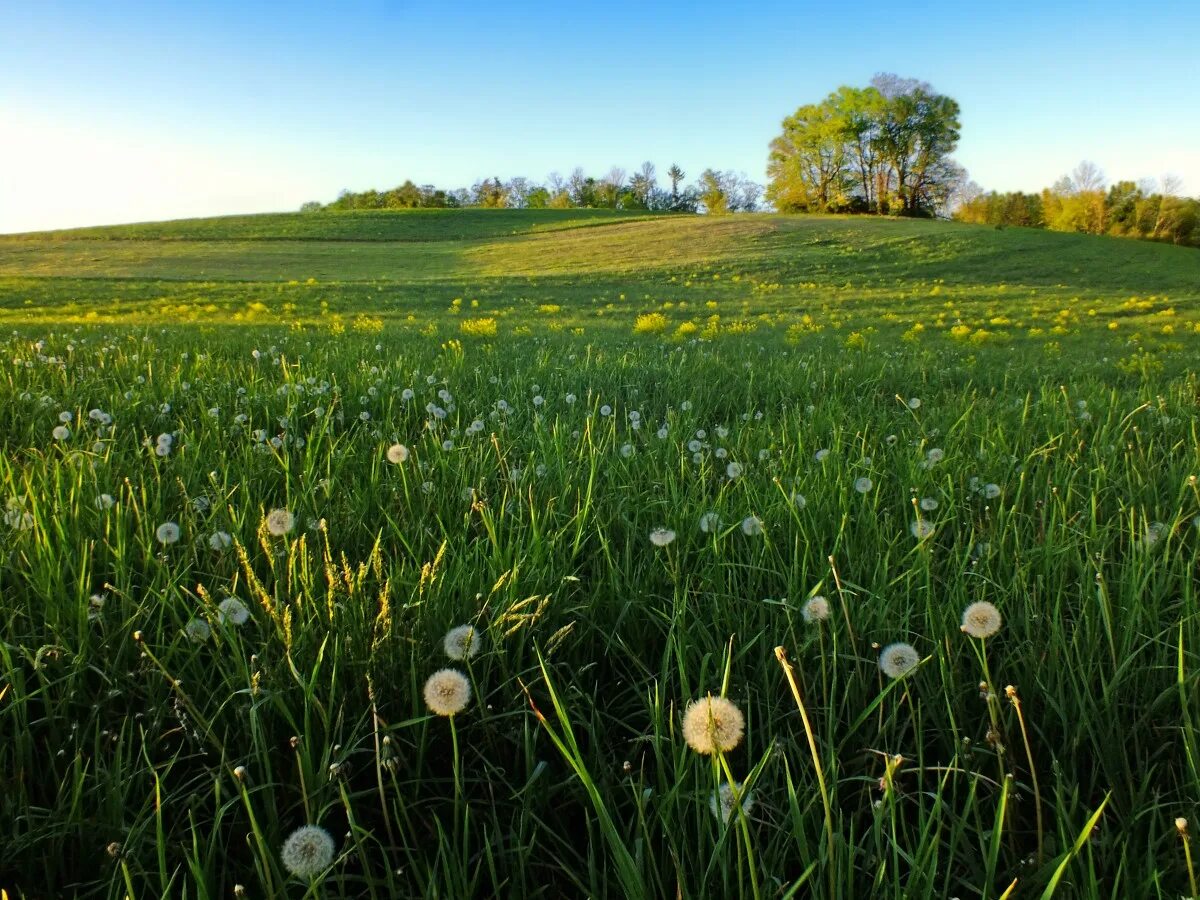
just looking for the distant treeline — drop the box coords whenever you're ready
[954,162,1199,246]
[308,164,763,215]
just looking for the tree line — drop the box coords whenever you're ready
[954,162,1199,247]
[304,73,1197,249]
[309,164,763,214]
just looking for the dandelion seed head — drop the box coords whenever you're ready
[155,521,181,544]
[854,476,873,493]
[911,519,936,539]
[218,597,250,626]
[699,512,721,534]
[741,515,764,536]
[442,625,481,661]
[266,508,295,536]
[184,618,211,643]
[682,695,744,755]
[386,443,409,464]
[649,527,676,547]
[709,781,754,824]
[281,824,335,880]
[423,668,471,716]
[879,642,920,679]
[802,595,831,623]
[961,601,1002,639]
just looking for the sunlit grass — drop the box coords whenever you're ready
[1,210,1199,898]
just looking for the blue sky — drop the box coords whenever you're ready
[2,0,1197,232]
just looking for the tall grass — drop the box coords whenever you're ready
[2,323,1198,897]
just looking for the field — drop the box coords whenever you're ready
[2,209,1200,899]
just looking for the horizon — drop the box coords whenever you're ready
[2,0,1198,234]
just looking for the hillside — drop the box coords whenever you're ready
[0,210,1196,342]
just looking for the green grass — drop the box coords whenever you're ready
[0,207,669,242]
[2,210,1200,899]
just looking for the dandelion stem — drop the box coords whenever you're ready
[774,646,835,894]
[717,751,761,900]
[1005,686,1044,867]
[827,556,856,645]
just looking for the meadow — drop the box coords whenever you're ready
[2,209,1200,899]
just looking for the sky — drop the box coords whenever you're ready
[2,0,1198,233]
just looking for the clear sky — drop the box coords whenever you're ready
[2,0,1197,233]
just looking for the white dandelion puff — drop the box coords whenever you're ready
[386,443,410,464]
[155,522,181,545]
[961,602,1002,639]
[266,509,295,536]
[443,625,481,661]
[741,515,764,536]
[681,695,744,755]
[184,618,211,643]
[281,824,335,880]
[910,519,936,539]
[879,642,920,679]
[801,596,831,623]
[649,527,676,547]
[709,781,755,824]
[218,598,250,626]
[424,668,471,716]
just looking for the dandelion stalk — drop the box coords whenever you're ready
[1178,818,1198,900]
[1005,685,1044,866]
[774,646,835,893]
[716,750,761,900]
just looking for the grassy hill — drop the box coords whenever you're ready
[2,209,1197,289]
[0,207,668,242]
[0,210,1196,351]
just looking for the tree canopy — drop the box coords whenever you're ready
[767,74,964,217]
[315,164,762,215]
[955,163,1199,247]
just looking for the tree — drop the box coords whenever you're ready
[767,99,851,212]
[595,167,626,208]
[567,168,597,207]
[470,178,509,208]
[299,201,322,213]
[767,76,962,217]
[697,169,732,214]
[628,161,657,209]
[871,77,962,216]
[667,164,685,209]
[525,186,552,209]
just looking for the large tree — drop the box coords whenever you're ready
[767,75,963,217]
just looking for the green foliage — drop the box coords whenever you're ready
[768,75,962,217]
[956,165,1200,248]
